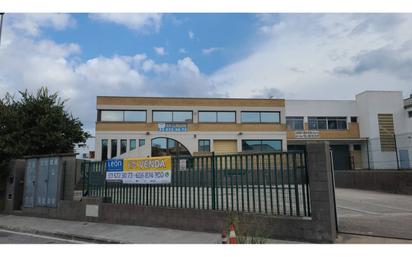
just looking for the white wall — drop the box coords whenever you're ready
[356,91,406,169]
[285,100,357,122]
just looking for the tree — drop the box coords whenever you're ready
[0,87,90,175]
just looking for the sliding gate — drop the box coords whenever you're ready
[82,151,311,217]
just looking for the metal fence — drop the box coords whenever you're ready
[82,151,311,217]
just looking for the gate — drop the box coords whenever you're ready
[23,159,37,208]
[82,151,311,217]
[23,156,62,208]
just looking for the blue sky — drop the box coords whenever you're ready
[1,13,412,132]
[43,13,263,75]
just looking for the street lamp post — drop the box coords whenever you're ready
[0,13,4,45]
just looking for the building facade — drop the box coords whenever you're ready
[95,91,412,170]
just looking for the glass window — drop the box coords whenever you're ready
[130,139,136,151]
[217,112,236,122]
[101,111,123,121]
[101,139,108,161]
[124,111,146,122]
[242,140,261,152]
[153,111,173,122]
[261,140,282,151]
[318,117,327,129]
[111,139,117,158]
[151,137,191,158]
[351,116,358,123]
[286,117,304,130]
[173,111,193,122]
[198,140,210,152]
[120,139,127,154]
[198,111,217,122]
[139,139,145,147]
[242,140,282,152]
[409,111,412,118]
[241,112,260,123]
[336,118,347,129]
[260,112,280,123]
[328,119,337,129]
[308,117,317,129]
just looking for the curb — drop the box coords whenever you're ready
[0,224,126,244]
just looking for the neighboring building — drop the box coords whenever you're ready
[74,136,96,160]
[95,91,412,170]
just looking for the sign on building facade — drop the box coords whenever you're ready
[158,123,188,132]
[294,130,320,139]
[106,156,172,184]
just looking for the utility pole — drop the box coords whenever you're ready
[0,13,4,45]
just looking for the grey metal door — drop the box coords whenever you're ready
[23,159,37,208]
[46,157,60,207]
[36,158,49,207]
[399,150,410,169]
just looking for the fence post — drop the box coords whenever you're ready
[394,134,400,170]
[211,152,216,210]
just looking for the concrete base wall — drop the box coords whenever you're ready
[335,170,412,195]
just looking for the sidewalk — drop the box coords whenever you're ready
[0,214,293,244]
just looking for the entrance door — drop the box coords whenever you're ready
[213,140,237,154]
[46,157,60,208]
[36,158,49,207]
[399,150,410,169]
[23,159,37,208]
[331,145,350,170]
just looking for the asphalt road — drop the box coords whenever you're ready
[336,188,412,240]
[0,229,84,244]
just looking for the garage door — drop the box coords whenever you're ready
[213,140,238,154]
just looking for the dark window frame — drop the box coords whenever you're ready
[286,116,304,130]
[152,110,193,123]
[120,139,127,154]
[198,111,237,123]
[308,116,347,130]
[241,111,281,124]
[408,111,412,118]
[242,139,283,152]
[129,139,137,151]
[98,109,147,122]
[101,139,108,161]
[110,139,118,158]
[198,139,211,152]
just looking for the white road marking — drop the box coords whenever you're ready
[0,228,87,244]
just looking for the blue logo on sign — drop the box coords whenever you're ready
[106,159,123,172]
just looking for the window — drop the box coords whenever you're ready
[130,139,136,151]
[120,139,127,154]
[101,139,108,161]
[408,111,412,118]
[124,111,146,122]
[198,111,236,123]
[241,111,280,123]
[101,111,123,121]
[151,137,191,158]
[111,139,117,158]
[351,116,358,123]
[153,111,192,122]
[286,116,304,130]
[308,117,346,130]
[198,140,211,152]
[99,110,146,122]
[354,144,361,151]
[242,140,282,152]
[139,139,145,147]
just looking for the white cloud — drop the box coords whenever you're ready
[0,14,222,131]
[4,13,75,36]
[202,47,223,55]
[188,30,194,39]
[153,46,166,56]
[211,14,412,99]
[89,13,162,33]
[179,48,187,54]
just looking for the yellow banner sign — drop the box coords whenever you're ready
[124,156,172,172]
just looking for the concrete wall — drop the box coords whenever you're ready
[18,142,337,243]
[335,170,412,195]
[4,160,26,211]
